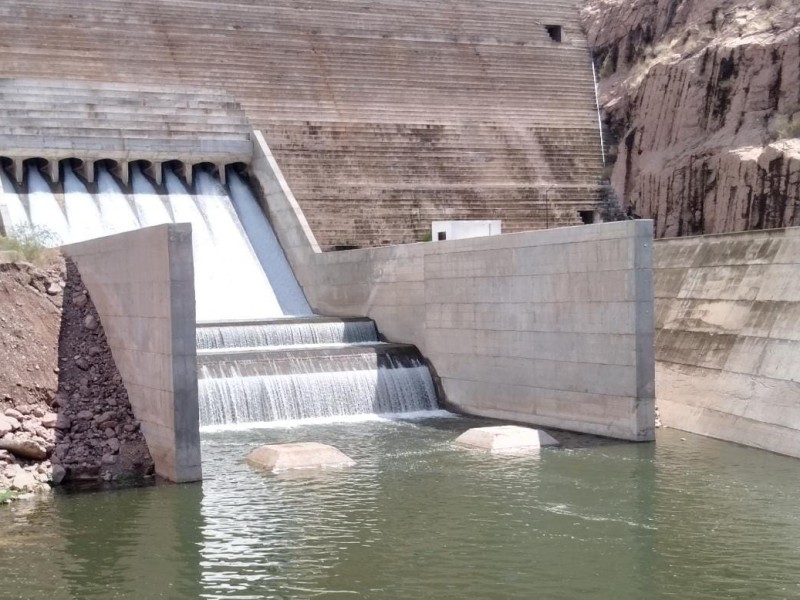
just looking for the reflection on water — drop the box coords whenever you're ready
[2,419,800,599]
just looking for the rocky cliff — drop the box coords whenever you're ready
[583,0,800,236]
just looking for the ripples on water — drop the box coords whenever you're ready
[2,421,800,599]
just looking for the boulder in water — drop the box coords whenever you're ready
[455,425,559,453]
[246,442,355,473]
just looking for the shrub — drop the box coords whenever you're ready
[0,224,59,265]
[767,113,800,142]
[0,490,19,504]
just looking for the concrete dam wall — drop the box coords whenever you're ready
[251,132,655,441]
[0,0,606,250]
[655,228,800,457]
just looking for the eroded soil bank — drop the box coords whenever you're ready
[0,256,153,500]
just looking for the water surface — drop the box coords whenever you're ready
[2,420,800,599]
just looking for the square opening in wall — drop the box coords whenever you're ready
[545,25,563,43]
[437,231,447,241]
[579,210,595,224]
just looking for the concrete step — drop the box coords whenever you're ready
[198,342,425,377]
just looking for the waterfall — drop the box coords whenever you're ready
[26,166,69,244]
[0,163,306,322]
[0,169,29,231]
[130,163,172,227]
[96,166,140,235]
[199,362,438,426]
[63,165,104,242]
[196,319,378,350]
[196,317,439,427]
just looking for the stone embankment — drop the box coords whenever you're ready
[583,0,800,237]
[0,257,153,501]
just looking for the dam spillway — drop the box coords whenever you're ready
[0,160,441,426]
[197,318,439,427]
[1,162,312,321]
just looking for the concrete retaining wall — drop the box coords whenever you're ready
[654,228,800,457]
[62,224,201,482]
[251,132,655,440]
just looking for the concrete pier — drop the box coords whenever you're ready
[62,224,201,483]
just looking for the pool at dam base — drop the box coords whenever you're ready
[2,419,800,600]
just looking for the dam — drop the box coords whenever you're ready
[1,0,799,598]
[1,158,442,436]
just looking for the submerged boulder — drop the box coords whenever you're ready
[246,442,355,473]
[455,425,559,453]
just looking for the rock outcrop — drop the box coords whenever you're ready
[583,0,800,237]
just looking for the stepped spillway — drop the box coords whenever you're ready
[196,318,439,427]
[1,161,440,426]
[196,317,379,350]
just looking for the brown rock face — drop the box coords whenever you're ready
[583,0,800,237]
[51,259,154,484]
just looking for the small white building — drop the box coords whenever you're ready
[431,220,501,241]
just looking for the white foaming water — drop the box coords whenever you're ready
[200,409,456,432]
[96,166,140,235]
[1,164,315,321]
[0,169,30,231]
[177,170,283,321]
[228,171,312,316]
[198,365,439,427]
[26,166,69,244]
[63,164,104,243]
[196,320,378,350]
[130,164,172,226]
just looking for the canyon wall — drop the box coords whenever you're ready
[583,0,800,237]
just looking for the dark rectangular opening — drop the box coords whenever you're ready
[545,25,563,43]
[579,210,595,225]
[437,231,447,241]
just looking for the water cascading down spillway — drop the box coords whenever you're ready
[0,161,440,427]
[196,317,439,426]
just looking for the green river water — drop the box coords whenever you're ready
[2,416,800,599]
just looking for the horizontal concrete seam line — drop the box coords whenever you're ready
[425,300,639,306]
[431,328,636,337]
[435,354,635,369]
[423,267,641,280]
[436,354,635,366]
[656,329,800,344]
[659,260,800,269]
[423,238,634,257]
[659,401,800,437]
[655,360,799,386]
[454,405,613,429]
[424,269,638,278]
[440,376,636,400]
[656,228,797,242]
